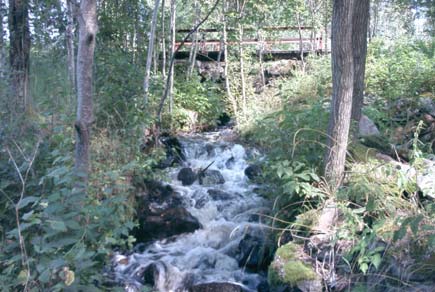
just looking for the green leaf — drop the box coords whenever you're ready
[17,196,39,209]
[48,220,67,232]
[360,262,369,274]
[371,253,382,270]
[410,215,424,235]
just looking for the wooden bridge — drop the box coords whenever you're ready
[174,26,328,62]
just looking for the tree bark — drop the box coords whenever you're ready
[0,0,5,78]
[161,0,166,78]
[8,0,31,114]
[75,0,97,187]
[324,0,355,189]
[168,0,176,115]
[351,0,369,126]
[143,0,161,105]
[66,0,76,96]
[222,0,236,116]
[188,0,200,77]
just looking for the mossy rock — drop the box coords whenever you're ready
[348,142,379,162]
[268,243,320,291]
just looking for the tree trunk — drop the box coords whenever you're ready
[188,0,200,77]
[0,0,5,78]
[222,0,236,116]
[351,0,369,127]
[161,0,166,78]
[75,0,97,188]
[168,0,176,115]
[8,0,31,114]
[238,22,247,118]
[66,0,76,97]
[324,0,355,189]
[143,0,160,105]
[296,11,305,72]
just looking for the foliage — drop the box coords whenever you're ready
[170,74,224,131]
[366,38,434,100]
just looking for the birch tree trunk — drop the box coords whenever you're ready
[0,0,5,78]
[188,0,199,77]
[324,0,355,189]
[75,0,97,187]
[8,0,31,115]
[161,0,166,78]
[222,0,236,116]
[168,0,176,115]
[351,0,370,126]
[143,0,161,105]
[66,0,76,96]
[238,22,247,117]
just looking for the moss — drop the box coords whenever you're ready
[281,260,316,285]
[267,265,282,287]
[275,243,297,261]
[348,142,379,162]
[268,243,317,288]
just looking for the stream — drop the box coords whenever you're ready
[114,130,272,292]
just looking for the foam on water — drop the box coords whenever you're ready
[115,132,269,292]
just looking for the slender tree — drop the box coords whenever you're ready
[143,0,161,105]
[75,0,97,187]
[65,0,76,96]
[222,0,236,115]
[168,0,176,114]
[324,0,355,189]
[161,0,167,78]
[0,0,5,78]
[9,0,31,114]
[351,0,370,126]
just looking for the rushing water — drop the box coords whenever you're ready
[114,131,270,292]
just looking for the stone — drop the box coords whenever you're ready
[245,164,262,180]
[199,169,225,186]
[133,180,201,243]
[207,189,233,201]
[178,167,197,186]
[419,97,435,116]
[416,160,435,199]
[157,134,185,168]
[189,282,247,292]
[358,115,380,137]
[268,243,321,292]
[237,232,274,271]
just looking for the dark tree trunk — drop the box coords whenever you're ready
[8,0,31,114]
[324,0,355,189]
[351,0,370,127]
[75,0,97,188]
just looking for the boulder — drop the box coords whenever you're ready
[416,160,435,199]
[208,189,233,201]
[133,180,201,243]
[157,134,185,168]
[178,168,197,186]
[358,115,380,137]
[245,164,262,180]
[189,282,247,292]
[419,96,435,116]
[199,169,225,186]
[268,243,321,292]
[237,232,274,272]
[193,190,210,209]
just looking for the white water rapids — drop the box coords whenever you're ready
[114,131,271,292]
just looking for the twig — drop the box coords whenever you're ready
[6,140,40,291]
